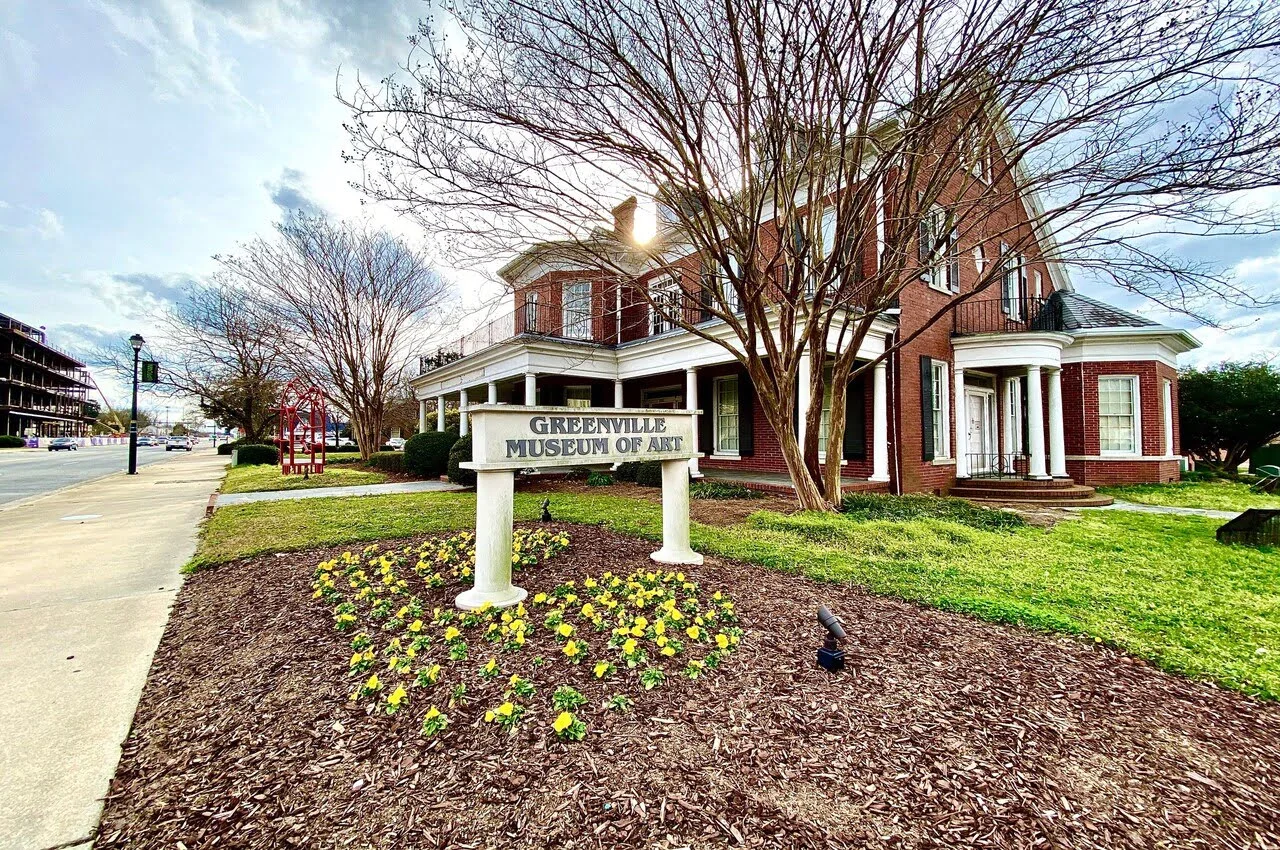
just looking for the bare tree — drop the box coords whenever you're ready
[92,277,286,442]
[344,0,1280,508]
[222,215,451,459]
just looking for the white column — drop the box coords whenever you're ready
[870,360,889,482]
[650,459,703,565]
[614,379,624,408]
[459,388,470,437]
[524,373,537,405]
[797,350,812,451]
[436,396,446,432]
[1163,379,1174,456]
[487,381,498,404]
[1047,368,1067,478]
[1026,365,1048,479]
[998,378,1012,472]
[954,367,968,477]
[456,469,525,610]
[685,367,700,477]
[418,398,428,433]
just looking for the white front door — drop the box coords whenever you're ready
[966,390,996,471]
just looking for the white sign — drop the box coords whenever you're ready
[468,405,697,469]
[456,404,702,611]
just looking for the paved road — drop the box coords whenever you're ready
[0,448,226,850]
[0,444,180,506]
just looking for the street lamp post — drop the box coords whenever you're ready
[128,333,144,475]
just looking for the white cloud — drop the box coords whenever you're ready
[0,28,37,90]
[0,205,65,240]
[34,208,63,239]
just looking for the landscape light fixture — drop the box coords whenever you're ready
[816,605,846,673]
[127,334,145,475]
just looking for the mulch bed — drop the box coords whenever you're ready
[99,524,1280,849]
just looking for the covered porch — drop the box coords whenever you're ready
[951,332,1071,481]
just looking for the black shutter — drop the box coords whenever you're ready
[920,356,935,461]
[697,373,713,454]
[699,259,714,322]
[843,376,866,460]
[591,382,611,407]
[948,229,960,293]
[738,369,755,457]
[543,384,565,406]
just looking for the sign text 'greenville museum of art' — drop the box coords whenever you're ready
[503,415,686,460]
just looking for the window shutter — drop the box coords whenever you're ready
[543,385,565,407]
[920,356,935,461]
[999,243,1012,315]
[737,368,755,456]
[948,229,960,293]
[697,373,713,453]
[698,259,714,322]
[843,376,866,460]
[917,193,930,279]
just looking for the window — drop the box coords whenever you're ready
[565,386,592,408]
[931,361,950,458]
[650,276,681,335]
[562,281,591,339]
[1099,376,1139,454]
[1033,270,1043,299]
[819,207,837,260]
[702,254,741,316]
[714,376,739,454]
[919,205,958,292]
[974,245,986,276]
[523,291,541,334]
[1000,244,1022,320]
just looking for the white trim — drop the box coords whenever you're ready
[1066,455,1181,462]
[930,360,951,460]
[1162,378,1174,457]
[1097,374,1141,456]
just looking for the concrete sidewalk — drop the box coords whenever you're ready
[1078,500,1239,520]
[215,478,463,506]
[0,450,226,850]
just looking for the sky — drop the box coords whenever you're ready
[1,0,1279,418]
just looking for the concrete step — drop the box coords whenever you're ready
[962,494,1115,508]
[951,483,1102,501]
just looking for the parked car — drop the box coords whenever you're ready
[137,436,158,447]
[387,437,406,450]
[165,436,193,452]
[48,437,78,451]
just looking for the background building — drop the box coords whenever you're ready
[1,313,99,438]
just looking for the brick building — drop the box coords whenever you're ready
[1,313,99,438]
[410,163,1196,502]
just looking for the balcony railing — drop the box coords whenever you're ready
[953,296,1063,336]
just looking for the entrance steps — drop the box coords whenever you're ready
[950,477,1113,507]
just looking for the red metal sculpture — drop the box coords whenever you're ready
[278,378,327,475]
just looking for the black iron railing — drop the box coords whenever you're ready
[966,452,1031,479]
[954,296,1063,336]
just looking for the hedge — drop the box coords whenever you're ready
[614,461,640,482]
[448,435,475,487]
[634,460,663,488]
[368,451,406,473]
[234,444,279,466]
[405,430,457,478]
[0,435,25,448]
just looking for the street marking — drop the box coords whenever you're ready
[59,514,102,522]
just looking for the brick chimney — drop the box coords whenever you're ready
[612,196,638,241]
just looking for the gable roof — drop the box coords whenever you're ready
[1049,291,1157,331]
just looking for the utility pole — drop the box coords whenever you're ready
[128,333,144,475]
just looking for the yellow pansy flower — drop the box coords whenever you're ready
[387,685,408,707]
[653,620,666,636]
[497,701,515,716]
[686,625,701,640]
[563,641,581,658]
[580,603,595,618]
[660,646,676,657]
[593,661,610,678]
[443,626,461,641]
[553,711,574,733]
[408,619,423,633]
[622,638,638,655]
[715,633,730,650]
[557,623,574,638]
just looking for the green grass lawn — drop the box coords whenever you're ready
[1099,479,1280,512]
[220,463,388,494]
[192,491,1280,699]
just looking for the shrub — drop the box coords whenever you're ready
[378,444,397,452]
[839,493,1024,532]
[368,451,406,473]
[404,430,458,478]
[0,435,25,448]
[614,462,640,482]
[216,439,246,456]
[586,471,614,487]
[634,460,663,488]
[234,444,279,466]
[448,435,475,486]
[691,480,759,500]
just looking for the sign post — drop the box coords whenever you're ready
[459,404,701,610]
